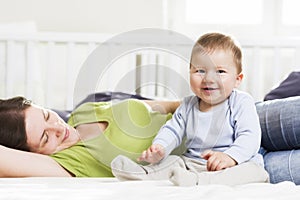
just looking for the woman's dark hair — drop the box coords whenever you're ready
[0,96,32,151]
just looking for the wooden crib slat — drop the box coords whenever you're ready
[25,41,36,99]
[5,40,15,98]
[294,47,300,71]
[2,33,300,109]
[66,42,76,110]
[45,41,55,108]
[272,47,281,87]
[251,46,263,100]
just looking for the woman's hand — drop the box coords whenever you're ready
[143,100,180,114]
[137,144,165,164]
[201,150,237,171]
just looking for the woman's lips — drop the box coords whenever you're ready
[63,128,69,142]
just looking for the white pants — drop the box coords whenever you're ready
[180,156,269,185]
[111,155,270,186]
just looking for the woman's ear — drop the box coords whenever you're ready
[235,73,244,87]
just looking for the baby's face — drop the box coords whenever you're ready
[189,49,243,111]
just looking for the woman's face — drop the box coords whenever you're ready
[24,105,80,155]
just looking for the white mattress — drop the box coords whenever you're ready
[0,178,299,200]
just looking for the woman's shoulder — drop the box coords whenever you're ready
[111,98,153,117]
[70,99,148,119]
[68,101,113,126]
[73,101,112,112]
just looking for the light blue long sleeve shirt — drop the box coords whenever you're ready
[153,90,264,166]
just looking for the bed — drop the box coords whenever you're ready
[1,178,299,199]
[1,91,297,199]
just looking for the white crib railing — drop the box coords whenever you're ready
[0,32,110,109]
[1,32,300,110]
[239,38,300,100]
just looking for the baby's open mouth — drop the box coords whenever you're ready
[203,87,216,90]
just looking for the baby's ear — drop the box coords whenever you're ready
[235,73,244,87]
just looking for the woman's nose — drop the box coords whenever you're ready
[47,120,65,136]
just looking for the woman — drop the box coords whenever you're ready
[1,94,300,183]
[0,96,180,177]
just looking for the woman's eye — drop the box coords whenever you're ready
[44,132,49,144]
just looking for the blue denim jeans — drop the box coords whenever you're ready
[256,96,300,184]
[262,148,300,184]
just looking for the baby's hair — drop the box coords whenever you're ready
[191,32,242,74]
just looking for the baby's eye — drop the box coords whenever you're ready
[217,70,226,74]
[196,69,206,74]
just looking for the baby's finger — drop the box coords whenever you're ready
[150,145,159,153]
[201,150,212,159]
[137,151,147,161]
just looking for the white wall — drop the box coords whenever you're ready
[1,0,300,37]
[0,0,164,33]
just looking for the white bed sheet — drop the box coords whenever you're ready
[0,178,299,200]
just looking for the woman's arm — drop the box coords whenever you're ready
[143,100,181,114]
[0,145,71,177]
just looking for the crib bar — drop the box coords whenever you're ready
[146,52,158,97]
[272,47,281,87]
[251,46,262,100]
[136,53,166,99]
[155,54,164,98]
[66,42,76,110]
[0,42,5,96]
[5,40,15,98]
[295,47,300,71]
[135,54,142,95]
[87,42,97,55]
[2,33,300,109]
[45,41,55,108]
[26,41,36,99]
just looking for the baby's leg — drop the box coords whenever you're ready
[169,156,206,186]
[169,167,199,186]
[195,162,269,186]
[111,155,186,181]
[170,161,269,186]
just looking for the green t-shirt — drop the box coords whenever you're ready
[50,99,172,177]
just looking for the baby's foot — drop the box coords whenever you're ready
[169,167,198,186]
[111,155,147,181]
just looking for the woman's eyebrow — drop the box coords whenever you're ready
[42,109,50,121]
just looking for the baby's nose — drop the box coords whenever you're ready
[204,71,216,82]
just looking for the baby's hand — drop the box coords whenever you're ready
[201,150,237,171]
[137,144,165,164]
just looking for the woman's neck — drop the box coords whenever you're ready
[76,122,108,141]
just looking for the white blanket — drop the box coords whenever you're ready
[0,178,299,200]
